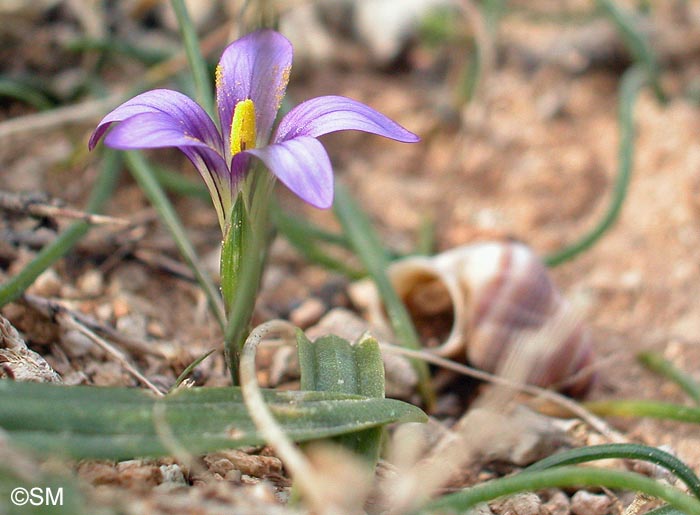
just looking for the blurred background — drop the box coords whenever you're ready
[2,0,700,466]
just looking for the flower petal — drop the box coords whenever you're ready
[274,95,420,143]
[216,29,293,154]
[89,89,223,154]
[105,112,233,231]
[244,136,333,209]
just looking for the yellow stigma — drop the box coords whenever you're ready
[230,99,256,156]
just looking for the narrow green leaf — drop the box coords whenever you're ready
[415,215,436,256]
[65,36,171,65]
[545,66,646,267]
[586,399,700,425]
[169,0,215,116]
[171,348,216,391]
[297,331,387,464]
[638,352,700,405]
[333,183,435,408]
[223,165,276,382]
[0,77,54,110]
[220,193,252,313]
[595,0,665,103]
[0,381,426,461]
[526,443,700,500]
[420,467,700,515]
[643,507,687,515]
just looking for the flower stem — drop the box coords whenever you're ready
[545,65,646,267]
[222,167,275,384]
[0,150,121,307]
[421,467,700,515]
[170,0,215,117]
[125,151,225,330]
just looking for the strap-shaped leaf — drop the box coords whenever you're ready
[297,331,386,463]
[0,380,426,460]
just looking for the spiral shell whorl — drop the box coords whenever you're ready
[387,242,595,394]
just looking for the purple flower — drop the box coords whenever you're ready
[90,29,419,230]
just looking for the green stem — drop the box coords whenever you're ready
[170,0,215,116]
[333,183,435,408]
[586,399,700,425]
[0,151,121,307]
[545,66,646,267]
[638,352,700,405]
[125,151,225,330]
[526,443,700,499]
[421,467,700,515]
[223,169,275,384]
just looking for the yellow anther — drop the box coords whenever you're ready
[215,65,224,91]
[230,99,256,156]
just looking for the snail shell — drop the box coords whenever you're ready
[386,242,595,395]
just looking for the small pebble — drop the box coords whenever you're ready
[498,492,543,515]
[570,491,611,515]
[60,329,98,358]
[116,313,148,339]
[156,464,187,491]
[77,269,104,297]
[112,297,130,318]
[95,303,113,322]
[147,320,167,339]
[29,268,62,297]
[542,489,570,515]
[289,297,326,328]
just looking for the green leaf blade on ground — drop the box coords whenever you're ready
[297,331,387,463]
[0,381,426,461]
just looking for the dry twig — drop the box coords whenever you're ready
[57,312,165,396]
[378,342,625,443]
[0,190,130,226]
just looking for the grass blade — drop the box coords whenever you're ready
[596,0,665,103]
[638,352,700,405]
[526,443,700,499]
[420,466,700,515]
[169,0,215,116]
[545,66,646,267]
[586,399,700,425]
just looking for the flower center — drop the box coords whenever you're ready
[230,99,256,156]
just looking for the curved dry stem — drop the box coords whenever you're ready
[240,320,337,515]
[378,342,625,443]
